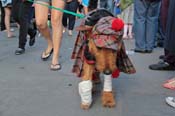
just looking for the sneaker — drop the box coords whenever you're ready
[63,28,66,33]
[68,30,72,36]
[29,32,36,46]
[165,97,175,108]
[15,48,25,55]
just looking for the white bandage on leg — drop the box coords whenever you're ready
[103,74,112,92]
[79,80,92,105]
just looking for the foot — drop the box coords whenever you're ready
[41,48,53,61]
[15,48,25,55]
[149,61,175,71]
[102,91,116,108]
[134,49,147,53]
[128,34,133,39]
[29,31,37,46]
[50,64,61,71]
[165,97,175,108]
[159,55,165,60]
[7,34,16,38]
[122,35,128,39]
[63,27,66,33]
[68,30,72,36]
[146,50,153,53]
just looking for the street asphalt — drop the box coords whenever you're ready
[0,24,175,116]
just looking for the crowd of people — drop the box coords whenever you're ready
[0,0,175,108]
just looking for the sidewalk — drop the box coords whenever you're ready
[0,27,175,116]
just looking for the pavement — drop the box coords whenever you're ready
[0,25,175,116]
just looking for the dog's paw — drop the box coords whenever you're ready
[80,103,91,110]
[102,91,116,108]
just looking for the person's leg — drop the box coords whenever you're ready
[18,2,33,49]
[145,1,161,51]
[62,3,68,29]
[100,0,107,9]
[134,0,147,51]
[82,0,89,14]
[128,24,133,39]
[0,2,6,31]
[51,0,65,68]
[35,1,53,58]
[68,1,78,35]
[4,7,13,37]
[27,6,37,46]
[107,0,113,13]
[122,24,128,39]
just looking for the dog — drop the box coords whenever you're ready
[71,0,136,110]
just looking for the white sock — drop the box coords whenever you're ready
[103,74,112,92]
[79,80,92,105]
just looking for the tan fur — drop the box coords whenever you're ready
[81,39,117,109]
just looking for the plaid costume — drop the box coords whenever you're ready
[71,16,136,77]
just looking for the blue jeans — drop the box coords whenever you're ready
[100,0,113,13]
[134,0,160,51]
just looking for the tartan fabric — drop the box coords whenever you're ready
[71,20,136,77]
[91,16,123,51]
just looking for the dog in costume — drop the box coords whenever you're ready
[71,0,136,110]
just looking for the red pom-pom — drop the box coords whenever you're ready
[112,69,120,78]
[111,18,124,31]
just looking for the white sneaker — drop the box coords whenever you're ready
[165,97,175,108]
[63,28,66,33]
[68,30,72,36]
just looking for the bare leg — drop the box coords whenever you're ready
[4,7,13,38]
[83,6,88,15]
[51,0,65,65]
[128,24,133,39]
[122,24,128,39]
[35,2,53,55]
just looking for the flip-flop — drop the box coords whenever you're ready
[50,64,61,71]
[41,48,53,61]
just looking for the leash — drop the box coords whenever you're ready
[27,0,85,18]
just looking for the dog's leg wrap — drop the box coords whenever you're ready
[103,74,112,92]
[79,80,92,106]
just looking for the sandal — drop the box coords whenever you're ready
[163,80,175,90]
[50,64,61,71]
[41,48,53,61]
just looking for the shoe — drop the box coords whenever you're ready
[15,48,25,55]
[159,55,165,60]
[165,97,175,108]
[163,78,175,90]
[50,64,61,71]
[41,48,53,61]
[68,30,72,36]
[63,28,66,33]
[134,49,147,53]
[146,50,153,53]
[149,61,175,71]
[29,32,37,46]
